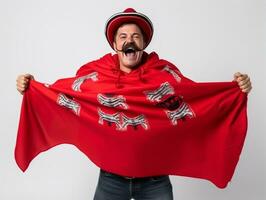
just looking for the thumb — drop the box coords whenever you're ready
[233,72,242,81]
[25,74,35,80]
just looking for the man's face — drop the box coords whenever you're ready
[113,23,146,73]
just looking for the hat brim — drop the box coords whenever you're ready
[105,12,153,50]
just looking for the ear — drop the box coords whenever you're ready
[142,35,147,50]
[143,40,147,50]
[113,41,118,52]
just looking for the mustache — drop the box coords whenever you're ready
[116,42,143,53]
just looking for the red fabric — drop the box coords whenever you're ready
[15,52,248,188]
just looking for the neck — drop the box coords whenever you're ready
[119,64,134,73]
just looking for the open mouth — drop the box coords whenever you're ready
[124,47,136,57]
[121,42,142,58]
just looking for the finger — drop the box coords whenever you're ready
[240,84,249,90]
[17,86,25,93]
[239,79,251,87]
[17,82,28,91]
[20,77,31,86]
[239,74,247,80]
[16,75,25,83]
[238,73,247,79]
[236,75,249,84]
[22,76,30,82]
[241,84,252,91]
[240,82,252,92]
[242,86,252,93]
[17,74,33,85]
[16,82,27,90]
[25,74,34,80]
[234,72,242,80]
[18,79,27,87]
[238,77,250,86]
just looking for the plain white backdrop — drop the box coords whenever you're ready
[0,0,265,199]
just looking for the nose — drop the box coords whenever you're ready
[126,36,134,43]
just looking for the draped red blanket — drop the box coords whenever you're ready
[15,52,248,188]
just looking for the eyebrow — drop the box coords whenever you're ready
[118,32,141,37]
[118,33,127,37]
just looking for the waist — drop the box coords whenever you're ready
[100,169,168,180]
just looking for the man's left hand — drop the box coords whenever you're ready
[234,72,252,94]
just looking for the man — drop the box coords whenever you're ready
[16,8,252,200]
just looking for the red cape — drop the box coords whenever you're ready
[15,52,248,188]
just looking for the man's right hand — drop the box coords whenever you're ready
[16,74,34,95]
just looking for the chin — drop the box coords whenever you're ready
[124,54,142,67]
[124,60,141,68]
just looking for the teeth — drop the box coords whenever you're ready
[125,48,136,56]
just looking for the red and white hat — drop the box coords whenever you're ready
[105,8,154,50]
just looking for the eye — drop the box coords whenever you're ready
[119,35,127,40]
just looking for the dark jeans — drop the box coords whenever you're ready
[93,169,173,200]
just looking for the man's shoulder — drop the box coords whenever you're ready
[147,51,181,73]
[75,53,115,76]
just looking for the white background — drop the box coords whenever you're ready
[0,0,265,199]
